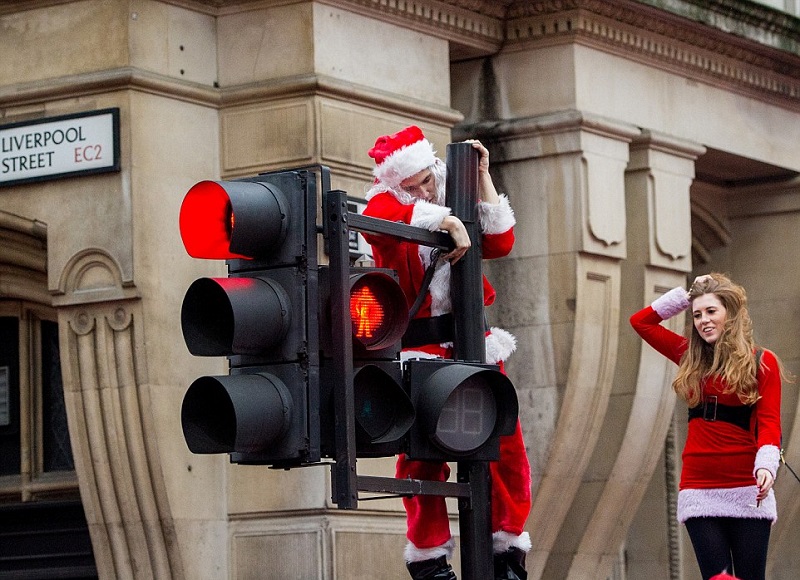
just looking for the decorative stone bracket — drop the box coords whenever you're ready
[55,249,183,579]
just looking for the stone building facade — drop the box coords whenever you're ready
[1,0,799,578]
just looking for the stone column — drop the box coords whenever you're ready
[463,110,638,579]
[568,131,704,579]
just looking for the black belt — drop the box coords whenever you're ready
[687,396,752,432]
[402,314,454,349]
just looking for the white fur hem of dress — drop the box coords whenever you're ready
[677,487,777,523]
[404,537,455,563]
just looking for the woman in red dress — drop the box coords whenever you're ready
[630,273,786,580]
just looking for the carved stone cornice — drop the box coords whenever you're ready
[508,0,799,66]
[152,0,511,19]
[194,0,800,107]
[3,1,798,108]
[638,0,800,50]
[504,0,800,109]
[315,0,506,58]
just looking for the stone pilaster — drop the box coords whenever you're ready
[55,250,185,579]
[577,130,703,579]
[461,110,637,579]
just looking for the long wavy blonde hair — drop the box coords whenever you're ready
[672,273,760,407]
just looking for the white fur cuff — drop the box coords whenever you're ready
[651,286,690,320]
[478,195,516,234]
[486,327,517,364]
[411,199,452,232]
[400,350,442,362]
[404,538,455,564]
[755,444,781,479]
[493,531,531,554]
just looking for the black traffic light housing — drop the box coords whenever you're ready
[319,267,414,459]
[178,169,322,467]
[181,366,300,457]
[404,358,518,462]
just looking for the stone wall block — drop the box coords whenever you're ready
[220,101,315,177]
[568,269,684,579]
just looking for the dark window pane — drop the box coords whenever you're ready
[41,320,73,472]
[0,317,20,476]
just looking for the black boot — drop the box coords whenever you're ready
[493,547,527,580]
[406,555,457,580]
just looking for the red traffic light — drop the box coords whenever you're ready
[179,179,289,260]
[349,271,408,351]
[178,169,324,467]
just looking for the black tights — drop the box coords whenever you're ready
[684,517,771,580]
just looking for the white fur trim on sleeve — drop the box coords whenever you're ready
[478,195,516,234]
[486,327,517,364]
[404,538,455,564]
[755,444,781,479]
[426,260,451,317]
[493,531,532,554]
[410,199,451,232]
[651,286,690,320]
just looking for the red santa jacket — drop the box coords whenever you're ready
[362,188,517,363]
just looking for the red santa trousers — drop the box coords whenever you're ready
[396,420,531,550]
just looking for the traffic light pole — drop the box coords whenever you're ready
[446,142,494,580]
[324,190,359,509]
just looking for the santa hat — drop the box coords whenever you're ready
[368,125,438,190]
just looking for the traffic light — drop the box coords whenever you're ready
[320,267,415,458]
[178,170,321,467]
[404,358,518,462]
[320,188,519,464]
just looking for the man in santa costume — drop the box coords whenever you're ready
[361,125,532,580]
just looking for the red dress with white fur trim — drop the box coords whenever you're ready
[363,187,532,560]
[630,288,781,524]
